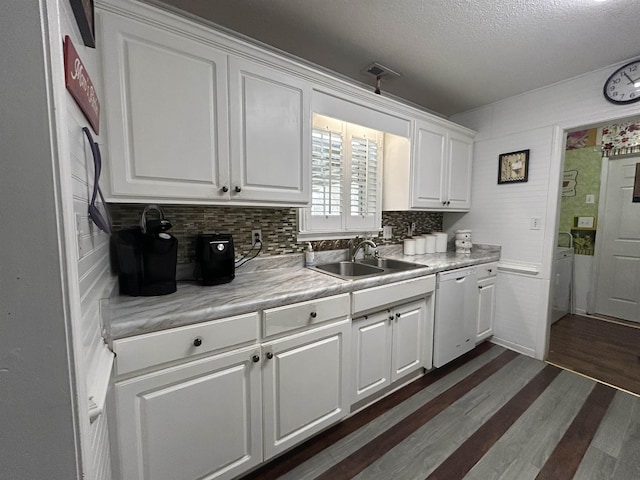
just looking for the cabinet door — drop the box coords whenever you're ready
[228,57,311,205]
[391,299,427,382]
[477,277,496,342]
[351,311,393,403]
[100,12,230,201]
[262,319,350,459]
[445,130,473,211]
[114,346,262,480]
[410,120,447,209]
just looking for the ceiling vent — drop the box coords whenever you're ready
[363,62,401,95]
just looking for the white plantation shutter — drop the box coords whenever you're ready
[301,114,383,236]
[350,136,378,216]
[312,129,343,216]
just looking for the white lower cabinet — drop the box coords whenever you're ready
[113,345,262,480]
[351,298,430,404]
[477,263,497,343]
[262,319,350,459]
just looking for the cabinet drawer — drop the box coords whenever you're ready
[352,275,436,315]
[263,293,350,337]
[113,312,259,375]
[477,262,498,279]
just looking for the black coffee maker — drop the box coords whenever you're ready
[111,205,178,296]
[195,233,235,285]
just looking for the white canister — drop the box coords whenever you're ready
[434,232,448,253]
[424,234,437,253]
[403,239,416,255]
[414,236,426,255]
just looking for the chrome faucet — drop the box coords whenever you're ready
[558,231,574,249]
[350,238,378,261]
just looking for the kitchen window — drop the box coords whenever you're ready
[299,114,383,239]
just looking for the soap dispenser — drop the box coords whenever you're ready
[304,242,315,267]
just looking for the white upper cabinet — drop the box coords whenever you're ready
[228,57,310,204]
[383,119,474,212]
[98,5,310,206]
[100,12,230,201]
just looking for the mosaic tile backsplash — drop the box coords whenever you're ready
[109,204,443,264]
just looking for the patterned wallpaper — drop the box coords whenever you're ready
[602,120,640,156]
[109,204,443,264]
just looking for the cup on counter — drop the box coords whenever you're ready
[403,238,416,255]
[424,234,436,254]
[433,232,448,253]
[414,236,426,255]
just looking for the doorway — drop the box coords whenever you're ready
[548,118,640,394]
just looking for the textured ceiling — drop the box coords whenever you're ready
[148,0,640,117]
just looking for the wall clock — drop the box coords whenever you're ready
[603,60,640,104]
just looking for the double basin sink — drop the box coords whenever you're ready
[309,257,426,280]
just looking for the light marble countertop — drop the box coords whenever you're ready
[106,244,500,341]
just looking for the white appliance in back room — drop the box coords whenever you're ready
[433,266,479,367]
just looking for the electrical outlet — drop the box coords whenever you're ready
[251,229,263,245]
[530,217,541,230]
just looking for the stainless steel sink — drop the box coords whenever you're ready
[359,258,425,271]
[312,261,384,278]
[309,258,425,280]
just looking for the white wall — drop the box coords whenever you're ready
[445,59,640,359]
[0,1,80,478]
[0,1,114,479]
[47,0,116,478]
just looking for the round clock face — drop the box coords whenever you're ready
[603,60,640,104]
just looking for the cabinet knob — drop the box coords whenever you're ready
[442,201,447,206]
[396,312,401,318]
[447,201,451,205]
[310,311,317,318]
[389,315,394,321]
[252,354,260,363]
[193,338,203,347]
[234,186,242,193]
[266,352,274,360]
[221,185,229,192]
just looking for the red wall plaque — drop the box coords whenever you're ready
[64,35,100,133]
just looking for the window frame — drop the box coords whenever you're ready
[298,114,384,240]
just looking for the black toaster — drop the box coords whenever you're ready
[195,233,235,285]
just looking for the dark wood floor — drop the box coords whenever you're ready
[239,342,640,480]
[548,314,640,396]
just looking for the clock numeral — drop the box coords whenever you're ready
[631,92,637,99]
[613,78,621,84]
[630,65,638,72]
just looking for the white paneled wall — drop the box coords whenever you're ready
[53,1,115,478]
[446,59,640,359]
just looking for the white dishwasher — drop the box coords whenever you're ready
[433,266,479,367]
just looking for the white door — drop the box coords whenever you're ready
[390,300,426,381]
[100,12,230,200]
[595,156,640,322]
[262,320,350,460]
[477,277,496,341]
[114,346,262,480]
[411,120,447,208]
[228,57,311,205]
[446,130,473,210]
[351,311,392,403]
